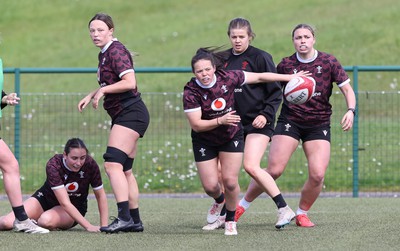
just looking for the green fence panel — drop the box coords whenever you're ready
[1,67,400,197]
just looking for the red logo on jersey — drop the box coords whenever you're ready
[242,61,249,70]
[65,182,79,192]
[211,98,226,111]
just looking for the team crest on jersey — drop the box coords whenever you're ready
[242,61,249,70]
[317,65,322,74]
[211,98,226,111]
[79,171,85,178]
[221,85,228,93]
[102,57,106,65]
[65,182,79,193]
[203,94,208,100]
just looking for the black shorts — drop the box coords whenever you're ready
[192,130,244,162]
[32,189,87,217]
[274,117,331,143]
[112,99,150,137]
[243,123,274,139]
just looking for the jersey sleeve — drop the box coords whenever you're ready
[46,156,64,189]
[183,83,202,113]
[330,56,350,87]
[87,156,103,190]
[257,53,282,123]
[109,45,134,79]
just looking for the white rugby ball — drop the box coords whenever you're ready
[284,76,316,105]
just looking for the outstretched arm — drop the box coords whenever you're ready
[53,188,100,232]
[244,70,310,84]
[93,187,109,227]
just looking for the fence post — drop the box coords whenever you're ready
[352,66,359,198]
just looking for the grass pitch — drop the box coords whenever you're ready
[0,196,398,251]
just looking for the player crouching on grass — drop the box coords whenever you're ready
[0,138,108,232]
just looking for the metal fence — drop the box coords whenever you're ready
[2,67,400,197]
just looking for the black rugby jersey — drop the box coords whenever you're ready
[223,46,282,126]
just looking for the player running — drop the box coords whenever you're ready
[234,23,356,227]
[183,47,308,235]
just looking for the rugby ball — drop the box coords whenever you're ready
[284,76,316,105]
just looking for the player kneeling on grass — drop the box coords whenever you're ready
[0,138,109,232]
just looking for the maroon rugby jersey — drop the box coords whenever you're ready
[183,70,245,145]
[97,39,141,119]
[42,154,103,208]
[277,51,350,126]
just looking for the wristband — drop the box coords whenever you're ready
[348,108,356,115]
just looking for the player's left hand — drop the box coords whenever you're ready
[252,115,267,129]
[341,111,354,131]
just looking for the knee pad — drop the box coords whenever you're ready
[103,147,128,166]
[123,158,134,172]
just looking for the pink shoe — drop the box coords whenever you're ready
[296,214,315,227]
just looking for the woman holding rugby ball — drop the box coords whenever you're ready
[233,23,356,228]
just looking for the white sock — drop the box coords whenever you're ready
[239,198,251,210]
[296,208,308,216]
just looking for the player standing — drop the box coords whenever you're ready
[78,13,150,233]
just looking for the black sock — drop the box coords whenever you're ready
[12,206,28,221]
[130,208,141,223]
[117,201,131,221]
[272,194,287,209]
[220,204,226,216]
[226,209,235,222]
[215,193,225,204]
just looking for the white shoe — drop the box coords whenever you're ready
[13,219,50,234]
[275,205,295,229]
[224,221,237,236]
[206,201,225,224]
[202,215,225,230]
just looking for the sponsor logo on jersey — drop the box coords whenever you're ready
[312,92,321,97]
[211,98,226,111]
[65,182,79,193]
